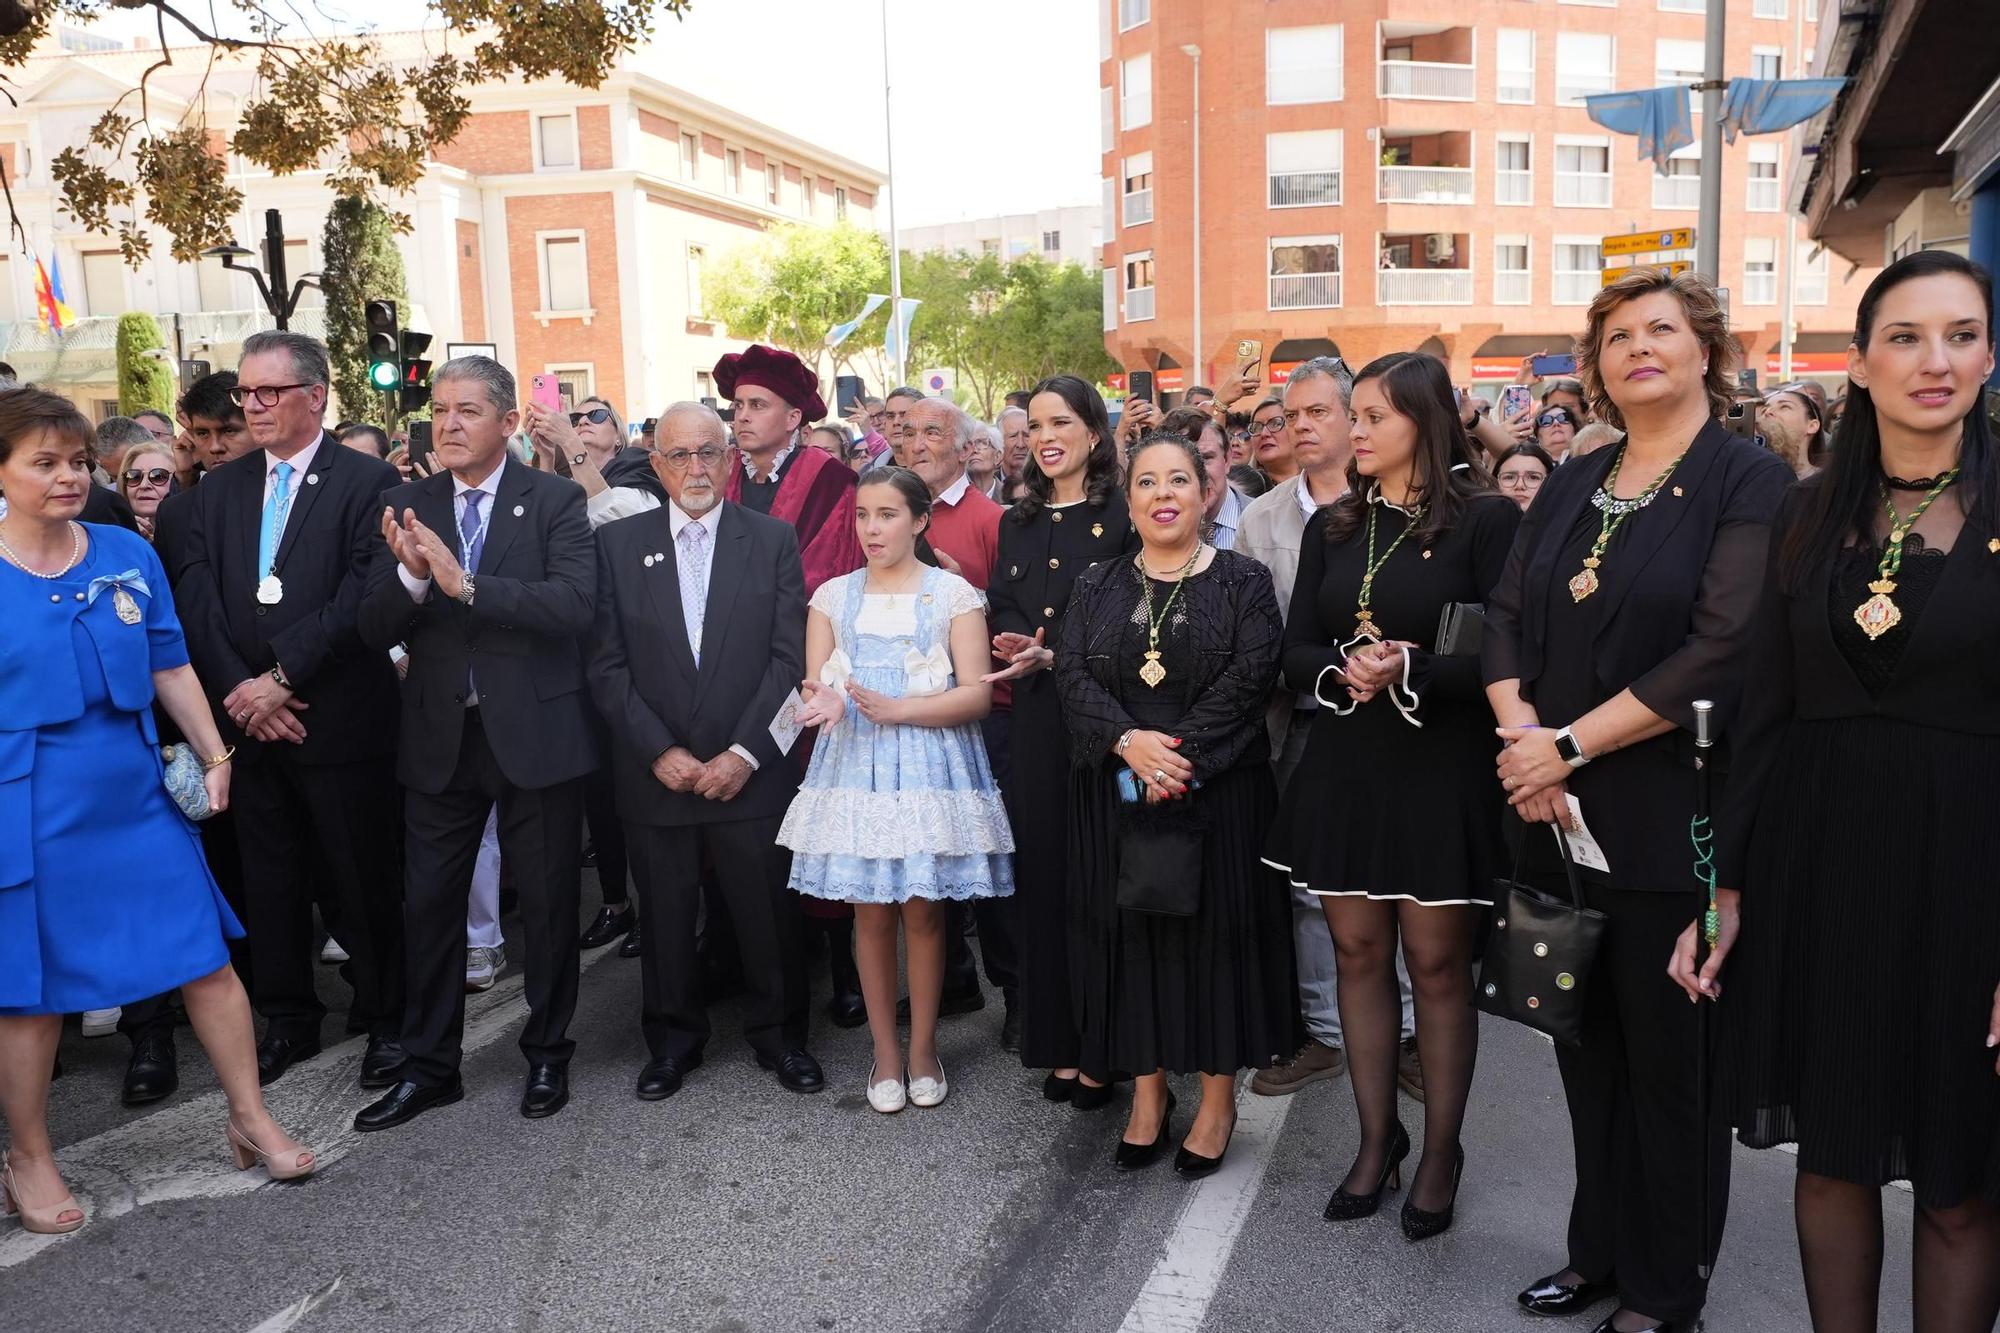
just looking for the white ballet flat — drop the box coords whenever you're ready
[867,1063,906,1114]
[907,1059,948,1109]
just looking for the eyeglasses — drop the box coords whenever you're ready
[660,445,728,469]
[228,383,312,408]
[569,407,613,427]
[1251,418,1284,435]
[123,467,172,485]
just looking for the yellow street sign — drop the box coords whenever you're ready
[1601,228,1696,258]
[1601,260,1692,287]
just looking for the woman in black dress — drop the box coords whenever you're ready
[1483,269,1790,1333]
[1263,352,1519,1239]
[1675,250,2000,1332]
[986,375,1135,1106]
[1056,432,1292,1176]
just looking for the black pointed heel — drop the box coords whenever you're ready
[1323,1123,1411,1221]
[1399,1143,1466,1240]
[1114,1092,1176,1171]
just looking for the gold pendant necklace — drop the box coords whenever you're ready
[1355,501,1419,639]
[1570,445,1687,602]
[1854,469,1957,640]
[1137,544,1203,687]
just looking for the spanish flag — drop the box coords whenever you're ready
[34,253,73,335]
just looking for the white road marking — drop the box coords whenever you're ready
[242,1277,343,1332]
[1,947,617,1272]
[1116,1077,1297,1333]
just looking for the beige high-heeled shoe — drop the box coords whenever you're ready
[227,1120,317,1181]
[2,1150,85,1234]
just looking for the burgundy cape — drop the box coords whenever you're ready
[725,443,865,595]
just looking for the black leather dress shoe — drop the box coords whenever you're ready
[757,1048,826,1093]
[1518,1272,1618,1318]
[619,918,644,959]
[358,1037,406,1090]
[353,1077,464,1132]
[256,1031,322,1087]
[894,987,986,1025]
[999,1001,1021,1054]
[520,1062,570,1119]
[579,903,635,950]
[122,1029,179,1106]
[825,985,867,1029]
[636,1053,702,1101]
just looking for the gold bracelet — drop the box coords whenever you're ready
[203,745,236,771]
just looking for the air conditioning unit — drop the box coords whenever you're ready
[1424,233,1456,263]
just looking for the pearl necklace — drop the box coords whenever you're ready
[0,520,82,578]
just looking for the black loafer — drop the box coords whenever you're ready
[579,903,635,950]
[619,919,644,959]
[636,1053,702,1101]
[358,1036,407,1090]
[825,986,867,1029]
[757,1048,825,1093]
[353,1076,464,1133]
[520,1062,570,1119]
[1519,1272,1618,1317]
[256,1031,322,1087]
[122,1028,179,1106]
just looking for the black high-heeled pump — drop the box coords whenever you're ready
[1323,1123,1411,1221]
[1114,1092,1176,1171]
[1173,1114,1237,1180]
[1399,1143,1465,1240]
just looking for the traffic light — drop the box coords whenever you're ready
[364,299,399,392]
[399,330,433,414]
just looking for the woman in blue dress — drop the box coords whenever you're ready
[780,467,1014,1114]
[0,388,315,1235]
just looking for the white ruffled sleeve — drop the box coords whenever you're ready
[942,572,987,620]
[808,575,847,620]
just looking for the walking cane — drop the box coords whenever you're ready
[1690,699,1718,1281]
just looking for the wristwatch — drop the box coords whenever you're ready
[1554,726,1590,769]
[571,451,589,469]
[455,576,476,607]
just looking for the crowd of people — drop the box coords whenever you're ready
[1,251,1996,1333]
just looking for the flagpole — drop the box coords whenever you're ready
[1695,0,1726,284]
[1779,0,1806,382]
[880,0,905,388]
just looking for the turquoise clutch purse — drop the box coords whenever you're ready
[160,744,214,821]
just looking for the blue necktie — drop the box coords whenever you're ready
[459,491,487,702]
[258,460,294,579]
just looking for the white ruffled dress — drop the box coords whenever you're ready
[779,565,1015,904]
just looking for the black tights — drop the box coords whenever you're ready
[1324,897,1478,1211]
[1796,1169,2000,1333]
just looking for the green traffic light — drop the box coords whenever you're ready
[369,360,399,389]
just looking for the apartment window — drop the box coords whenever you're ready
[686,243,707,319]
[680,131,700,182]
[1560,0,1615,7]
[1269,235,1341,311]
[1267,129,1342,208]
[1497,30,1535,104]
[1121,53,1152,129]
[981,238,1000,258]
[834,186,848,221]
[1267,25,1343,106]
[1659,0,1706,11]
[1102,268,1118,332]
[537,113,578,170]
[1554,138,1612,207]
[1102,175,1116,236]
[1119,0,1148,31]
[1656,39,1705,89]
[1042,230,1061,252]
[1101,86,1115,154]
[1743,236,1777,305]
[1495,238,1530,305]
[765,163,780,205]
[724,148,743,194]
[1556,33,1616,106]
[79,249,124,317]
[548,365,593,405]
[1553,239,1603,305]
[1754,0,1787,17]
[539,234,590,314]
[1797,243,1829,304]
[1747,144,1781,211]
[1123,152,1154,227]
[1653,149,1702,209]
[800,174,815,217]
[1125,250,1155,322]
[1751,47,1782,81]
[1496,136,1532,206]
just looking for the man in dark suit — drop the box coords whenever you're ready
[355,355,598,1130]
[175,332,406,1091]
[588,400,823,1100]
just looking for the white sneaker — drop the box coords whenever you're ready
[319,937,350,964]
[908,1058,948,1109]
[867,1062,906,1114]
[81,1007,121,1037]
[464,945,503,992]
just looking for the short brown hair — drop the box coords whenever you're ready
[0,386,95,466]
[1574,268,1735,432]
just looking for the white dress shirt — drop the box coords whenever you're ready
[398,457,506,602]
[1209,485,1245,551]
[667,499,760,772]
[262,437,321,509]
[934,471,971,509]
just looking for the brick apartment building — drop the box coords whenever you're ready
[0,28,882,422]
[1098,0,1874,403]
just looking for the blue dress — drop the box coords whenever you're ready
[0,523,242,1015]
[779,565,1015,904]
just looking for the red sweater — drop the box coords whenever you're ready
[925,477,1007,707]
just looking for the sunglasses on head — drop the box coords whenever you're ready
[123,467,172,485]
[569,407,613,427]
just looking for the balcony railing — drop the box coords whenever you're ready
[1270,272,1342,310]
[1268,170,1342,208]
[1743,271,1777,304]
[1378,59,1477,101]
[1123,189,1153,227]
[1377,269,1473,305]
[1554,173,1612,207]
[1378,165,1474,205]
[1125,287,1156,321]
[1494,271,1531,305]
[1747,176,1781,211]
[1653,175,1702,209]
[1553,272,1600,305]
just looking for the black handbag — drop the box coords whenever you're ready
[1114,779,1205,917]
[1475,825,1607,1046]
[1434,601,1485,657]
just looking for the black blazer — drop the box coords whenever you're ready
[177,433,402,766]
[80,483,138,532]
[588,500,805,827]
[152,486,197,583]
[599,447,669,504]
[359,458,599,795]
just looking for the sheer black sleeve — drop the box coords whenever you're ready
[1279,510,1343,696]
[1054,568,1139,766]
[1173,561,1284,782]
[1482,481,1543,688]
[1407,495,1521,704]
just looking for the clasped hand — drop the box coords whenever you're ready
[224,674,309,744]
[381,506,467,599]
[1494,726,1574,827]
[984,629,1052,683]
[650,745,751,801]
[1124,730,1191,804]
[1340,640,1411,704]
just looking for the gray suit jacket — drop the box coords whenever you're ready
[1237,474,1320,762]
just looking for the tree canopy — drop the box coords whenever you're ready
[903,251,1118,418]
[702,221,890,384]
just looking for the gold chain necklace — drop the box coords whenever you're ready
[1136,543,1203,688]
[1569,445,1688,602]
[0,521,82,578]
[1356,503,1420,639]
[1853,469,1957,640]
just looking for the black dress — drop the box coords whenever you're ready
[989,493,1137,1070]
[1055,549,1296,1076]
[1263,493,1519,904]
[1721,484,2000,1209]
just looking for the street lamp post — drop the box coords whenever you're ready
[1695,4,1726,284]
[203,208,320,332]
[1182,44,1202,390]
[881,0,905,388]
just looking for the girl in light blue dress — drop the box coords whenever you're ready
[780,467,1014,1114]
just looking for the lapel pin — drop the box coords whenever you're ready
[306,473,320,486]
[1989,538,1999,554]
[1673,486,1684,497]
[1422,550,1432,559]
[513,504,526,517]
[644,555,656,568]
[654,552,666,563]
[1092,523,1104,538]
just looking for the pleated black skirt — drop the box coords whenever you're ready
[1723,716,2000,1208]
[1006,674,1083,1070]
